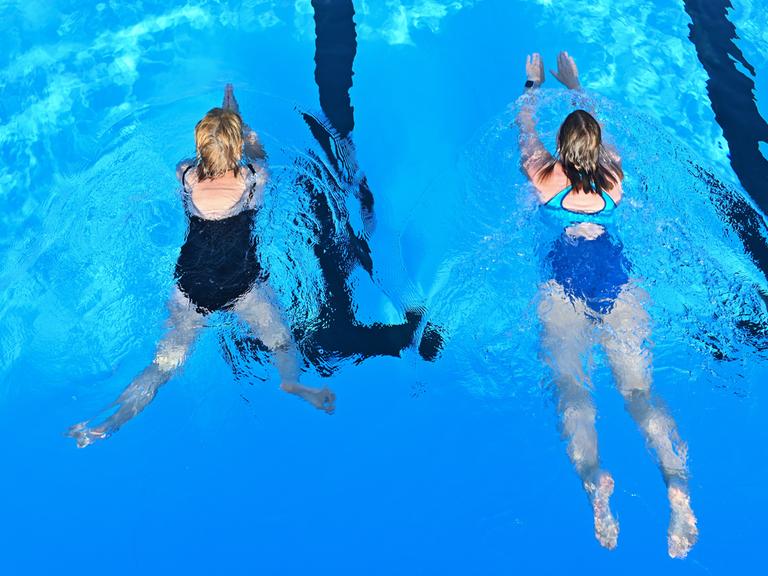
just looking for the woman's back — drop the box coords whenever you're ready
[530,161,623,213]
[175,163,266,314]
[182,164,265,219]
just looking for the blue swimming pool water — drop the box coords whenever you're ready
[1,1,767,574]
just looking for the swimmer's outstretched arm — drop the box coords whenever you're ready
[516,53,554,181]
[550,50,592,110]
[550,51,581,90]
[67,289,205,447]
[222,84,266,162]
[549,52,623,166]
[548,53,624,173]
[233,286,336,414]
[243,125,266,162]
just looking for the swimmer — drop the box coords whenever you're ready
[68,85,335,448]
[516,52,698,558]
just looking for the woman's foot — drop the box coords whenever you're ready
[585,471,619,550]
[281,382,336,414]
[668,484,698,559]
[66,422,109,448]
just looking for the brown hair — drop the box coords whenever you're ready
[537,109,622,193]
[194,107,243,180]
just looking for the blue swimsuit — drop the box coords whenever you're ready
[543,185,630,315]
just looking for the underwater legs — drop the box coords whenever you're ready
[67,288,205,447]
[235,285,335,414]
[602,288,698,558]
[539,282,619,550]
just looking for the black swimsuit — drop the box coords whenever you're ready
[174,164,266,314]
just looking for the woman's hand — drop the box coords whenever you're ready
[222,83,240,114]
[526,53,545,86]
[243,124,258,145]
[243,123,266,160]
[550,51,581,89]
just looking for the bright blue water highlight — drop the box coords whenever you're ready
[1,1,767,574]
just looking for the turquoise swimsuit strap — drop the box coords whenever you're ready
[602,190,616,210]
[545,185,616,212]
[545,185,573,208]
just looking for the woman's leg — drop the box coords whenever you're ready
[538,282,619,549]
[233,284,335,413]
[601,287,698,558]
[68,288,205,447]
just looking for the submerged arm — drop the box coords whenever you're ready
[221,83,267,162]
[516,53,553,185]
[243,125,267,162]
[516,91,552,182]
[550,51,624,191]
[561,86,623,167]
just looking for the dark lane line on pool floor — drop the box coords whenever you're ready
[684,0,768,280]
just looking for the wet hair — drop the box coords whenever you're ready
[194,108,243,180]
[537,109,623,194]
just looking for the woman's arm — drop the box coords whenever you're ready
[550,51,624,199]
[222,84,267,162]
[550,51,581,90]
[516,53,553,184]
[517,94,551,181]
[551,51,601,116]
[550,52,624,171]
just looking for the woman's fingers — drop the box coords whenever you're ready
[526,53,545,82]
[560,51,578,75]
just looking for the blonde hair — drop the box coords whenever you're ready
[537,109,622,193]
[194,108,243,180]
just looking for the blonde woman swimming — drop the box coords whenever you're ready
[516,52,698,558]
[68,86,335,447]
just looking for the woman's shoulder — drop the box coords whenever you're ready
[532,161,569,204]
[604,182,622,205]
[603,170,623,204]
[176,159,196,186]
